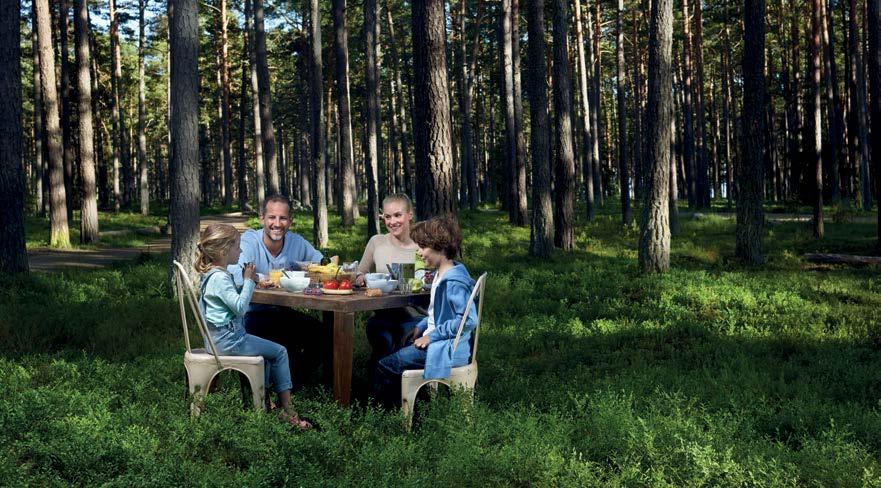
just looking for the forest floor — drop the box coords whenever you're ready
[26,213,251,272]
[3,206,880,485]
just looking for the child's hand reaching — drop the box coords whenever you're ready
[242,263,257,282]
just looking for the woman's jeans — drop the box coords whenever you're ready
[208,322,293,394]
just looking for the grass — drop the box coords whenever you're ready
[2,206,881,485]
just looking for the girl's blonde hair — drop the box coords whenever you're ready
[194,223,240,273]
[381,193,414,214]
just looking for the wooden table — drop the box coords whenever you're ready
[251,288,429,406]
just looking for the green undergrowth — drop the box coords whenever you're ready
[2,208,881,486]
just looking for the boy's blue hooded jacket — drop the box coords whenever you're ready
[415,262,480,379]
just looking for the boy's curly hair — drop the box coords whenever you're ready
[410,215,462,260]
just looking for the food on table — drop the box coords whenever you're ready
[409,278,423,292]
[304,283,323,295]
[339,279,352,290]
[257,279,278,289]
[365,288,383,297]
[324,280,339,290]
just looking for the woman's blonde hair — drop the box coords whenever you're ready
[381,193,414,214]
[194,223,240,273]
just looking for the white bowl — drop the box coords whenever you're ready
[283,270,307,279]
[366,279,398,294]
[280,276,311,292]
[365,272,390,281]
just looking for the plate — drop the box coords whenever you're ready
[321,288,354,295]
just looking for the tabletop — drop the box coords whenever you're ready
[251,287,429,313]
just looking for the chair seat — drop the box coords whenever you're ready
[402,361,477,380]
[185,349,264,366]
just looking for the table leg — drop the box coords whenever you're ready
[330,311,354,406]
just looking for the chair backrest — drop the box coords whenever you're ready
[172,260,223,369]
[451,272,488,363]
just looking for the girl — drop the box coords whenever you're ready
[195,223,311,429]
[371,215,479,408]
[353,194,424,365]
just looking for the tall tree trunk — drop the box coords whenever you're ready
[501,0,517,220]
[110,0,124,212]
[737,0,767,263]
[278,125,288,197]
[412,0,455,219]
[723,23,735,207]
[553,0,576,250]
[35,0,70,248]
[59,0,75,221]
[639,0,673,273]
[820,0,843,203]
[169,0,201,286]
[693,0,710,207]
[788,0,804,197]
[75,0,98,242]
[574,0,595,221]
[254,0,279,195]
[455,0,477,210]
[386,2,410,203]
[311,0,328,247]
[616,0,632,224]
[245,0,265,208]
[868,0,881,248]
[217,0,232,207]
[512,0,528,225]
[32,11,45,217]
[0,0,28,273]
[237,54,249,209]
[590,3,603,205]
[365,0,381,237]
[848,0,870,209]
[810,0,825,238]
[670,102,681,235]
[138,0,150,215]
[527,0,554,257]
[681,0,696,208]
[332,0,357,225]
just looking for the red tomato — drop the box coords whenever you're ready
[324,280,339,290]
[339,280,352,290]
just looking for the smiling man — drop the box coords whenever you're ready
[230,194,330,390]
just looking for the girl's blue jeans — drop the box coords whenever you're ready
[207,322,293,394]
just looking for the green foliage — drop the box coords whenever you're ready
[2,209,881,485]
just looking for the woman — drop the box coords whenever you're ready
[354,194,424,365]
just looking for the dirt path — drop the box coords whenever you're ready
[28,213,252,272]
[681,211,876,224]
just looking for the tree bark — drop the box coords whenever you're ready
[385,2,410,202]
[32,6,45,217]
[217,0,232,207]
[511,0,528,225]
[810,0,825,238]
[737,0,767,264]
[110,0,125,212]
[35,0,71,248]
[681,0,697,208]
[412,0,455,219]
[59,0,75,220]
[868,0,881,248]
[501,0,517,219]
[75,0,98,242]
[553,0,576,250]
[820,0,843,203]
[616,0,632,225]
[0,0,28,273]
[527,0,554,257]
[245,0,265,208]
[693,0,710,207]
[237,51,249,209]
[332,0,357,226]
[138,0,150,215]
[311,0,328,247]
[847,0,870,210]
[639,0,673,273]
[168,0,201,285]
[365,0,381,237]
[254,0,279,195]
[590,3,604,205]
[574,0,595,221]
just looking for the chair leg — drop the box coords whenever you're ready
[401,380,422,430]
[187,367,217,417]
[242,365,266,412]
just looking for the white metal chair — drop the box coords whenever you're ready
[172,260,265,416]
[401,273,487,426]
